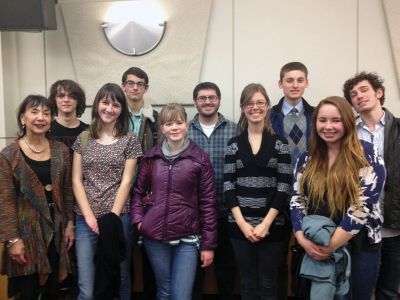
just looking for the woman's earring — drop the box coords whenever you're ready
[22,124,26,130]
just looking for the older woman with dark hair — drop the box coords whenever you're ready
[0,95,74,300]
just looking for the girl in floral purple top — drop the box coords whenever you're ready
[72,83,142,300]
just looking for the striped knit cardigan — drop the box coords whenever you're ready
[0,139,73,284]
[223,129,293,242]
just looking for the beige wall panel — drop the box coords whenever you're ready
[358,0,400,116]
[200,0,235,120]
[60,0,212,105]
[0,34,5,148]
[1,31,48,139]
[15,33,47,97]
[383,0,400,87]
[233,0,357,114]
[2,0,400,140]
[44,5,77,88]
[1,33,22,140]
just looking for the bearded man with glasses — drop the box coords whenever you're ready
[188,82,237,300]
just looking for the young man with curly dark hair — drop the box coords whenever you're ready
[49,79,88,155]
[343,72,400,300]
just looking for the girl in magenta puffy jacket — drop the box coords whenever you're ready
[131,103,217,300]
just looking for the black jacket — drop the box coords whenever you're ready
[383,108,400,229]
[94,212,126,300]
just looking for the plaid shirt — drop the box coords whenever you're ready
[188,113,236,217]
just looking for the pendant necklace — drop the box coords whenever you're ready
[24,137,46,153]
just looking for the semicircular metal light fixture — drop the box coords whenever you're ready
[102,1,167,56]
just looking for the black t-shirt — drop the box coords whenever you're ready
[21,150,53,206]
[49,120,89,156]
[303,182,342,225]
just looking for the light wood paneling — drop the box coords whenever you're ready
[0,244,9,300]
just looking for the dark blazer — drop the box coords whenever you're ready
[269,97,315,147]
[382,108,400,229]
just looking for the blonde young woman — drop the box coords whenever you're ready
[224,83,292,299]
[132,103,217,300]
[290,96,386,300]
[72,83,142,300]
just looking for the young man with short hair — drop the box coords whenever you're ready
[188,82,237,300]
[121,67,158,154]
[343,72,400,300]
[48,79,88,297]
[269,62,315,299]
[49,79,88,155]
[270,61,315,167]
[121,67,158,300]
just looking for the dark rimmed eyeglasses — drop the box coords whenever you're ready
[196,95,219,103]
[244,101,267,109]
[123,80,147,89]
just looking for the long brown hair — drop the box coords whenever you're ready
[90,83,129,139]
[299,96,369,217]
[237,83,274,135]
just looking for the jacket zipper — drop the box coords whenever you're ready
[162,162,173,239]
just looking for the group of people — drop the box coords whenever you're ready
[0,62,399,300]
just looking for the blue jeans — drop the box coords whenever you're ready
[75,213,133,300]
[376,235,400,300]
[192,217,237,300]
[336,246,381,300]
[143,238,199,300]
[231,238,285,300]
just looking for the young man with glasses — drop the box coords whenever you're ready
[121,67,159,300]
[188,82,237,300]
[269,62,315,299]
[121,67,158,154]
[343,72,400,300]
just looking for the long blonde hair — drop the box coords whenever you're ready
[300,96,369,217]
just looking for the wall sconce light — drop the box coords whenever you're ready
[102,1,166,56]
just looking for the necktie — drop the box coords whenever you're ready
[290,107,298,117]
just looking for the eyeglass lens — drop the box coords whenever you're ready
[124,80,145,88]
[197,95,219,102]
[246,101,267,108]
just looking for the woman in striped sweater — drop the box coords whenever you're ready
[224,83,292,300]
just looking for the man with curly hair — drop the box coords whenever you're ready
[343,72,400,300]
[49,79,88,155]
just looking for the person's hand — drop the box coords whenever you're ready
[200,250,214,267]
[110,208,121,216]
[253,223,270,239]
[238,221,259,243]
[9,239,27,264]
[298,236,330,261]
[64,224,75,250]
[85,214,99,235]
[318,245,334,258]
